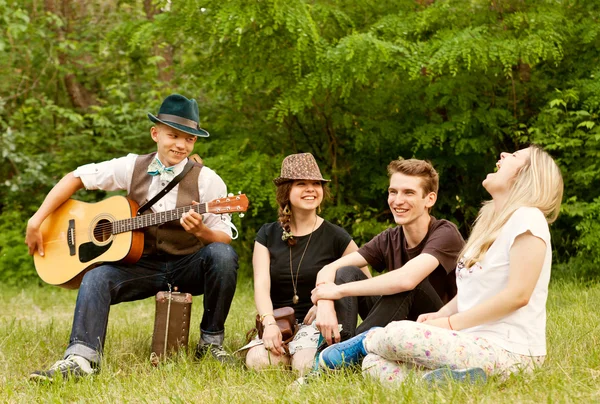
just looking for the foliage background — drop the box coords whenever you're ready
[1,0,599,284]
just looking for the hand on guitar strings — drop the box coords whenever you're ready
[180,201,209,239]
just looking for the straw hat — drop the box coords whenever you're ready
[273,153,331,186]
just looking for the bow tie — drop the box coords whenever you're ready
[147,158,176,181]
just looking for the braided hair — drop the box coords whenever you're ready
[276,182,296,246]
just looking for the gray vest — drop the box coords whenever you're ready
[129,152,204,256]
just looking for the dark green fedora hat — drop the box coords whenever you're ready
[148,94,210,137]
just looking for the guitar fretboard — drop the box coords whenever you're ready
[112,203,208,234]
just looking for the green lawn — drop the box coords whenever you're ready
[0,276,598,403]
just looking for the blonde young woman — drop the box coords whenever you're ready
[315,145,563,383]
[244,153,361,374]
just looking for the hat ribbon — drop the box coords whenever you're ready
[157,113,199,130]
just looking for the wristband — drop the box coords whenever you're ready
[447,316,454,330]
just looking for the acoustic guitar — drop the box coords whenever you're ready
[33,194,249,289]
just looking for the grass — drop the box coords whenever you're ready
[0,275,599,403]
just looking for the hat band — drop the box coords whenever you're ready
[157,113,199,130]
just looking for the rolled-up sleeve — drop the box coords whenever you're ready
[198,167,233,237]
[73,154,136,193]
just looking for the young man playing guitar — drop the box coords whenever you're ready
[25,94,239,380]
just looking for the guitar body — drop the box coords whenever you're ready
[34,196,144,289]
[33,192,248,289]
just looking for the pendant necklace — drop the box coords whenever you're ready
[289,215,318,305]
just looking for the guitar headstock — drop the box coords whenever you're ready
[206,194,249,215]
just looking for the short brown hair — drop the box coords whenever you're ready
[387,159,439,196]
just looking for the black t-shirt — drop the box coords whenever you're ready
[256,220,352,320]
[358,217,464,303]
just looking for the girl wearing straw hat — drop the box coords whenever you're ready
[243,153,366,374]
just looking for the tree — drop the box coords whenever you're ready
[1,0,599,283]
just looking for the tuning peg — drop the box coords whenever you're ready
[239,213,245,218]
[238,191,242,194]
[227,193,233,197]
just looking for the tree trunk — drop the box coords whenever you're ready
[144,0,174,83]
[45,0,97,110]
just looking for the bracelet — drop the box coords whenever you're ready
[259,313,274,323]
[264,322,278,327]
[447,316,454,330]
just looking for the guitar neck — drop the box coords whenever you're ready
[112,203,208,234]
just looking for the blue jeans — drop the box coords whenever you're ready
[64,242,238,365]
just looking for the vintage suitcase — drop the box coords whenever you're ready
[150,290,193,365]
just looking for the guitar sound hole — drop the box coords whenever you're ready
[93,219,112,243]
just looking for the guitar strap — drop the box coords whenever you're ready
[137,160,196,216]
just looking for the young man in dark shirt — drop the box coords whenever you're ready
[311,159,464,346]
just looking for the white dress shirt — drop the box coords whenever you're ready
[73,153,233,237]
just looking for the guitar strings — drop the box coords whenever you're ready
[40,200,245,246]
[86,204,212,234]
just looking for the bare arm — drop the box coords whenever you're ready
[252,242,285,355]
[423,232,546,330]
[417,296,458,323]
[253,242,274,321]
[25,172,84,256]
[315,250,370,285]
[312,253,440,302]
[344,240,371,278]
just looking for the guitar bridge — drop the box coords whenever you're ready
[68,219,76,256]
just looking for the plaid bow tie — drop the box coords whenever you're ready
[147,158,176,181]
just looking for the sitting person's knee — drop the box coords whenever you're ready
[245,346,269,369]
[79,265,114,291]
[291,349,317,375]
[203,243,239,279]
[207,242,238,262]
[335,265,366,284]
[245,346,288,369]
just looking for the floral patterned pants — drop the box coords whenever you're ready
[362,321,544,384]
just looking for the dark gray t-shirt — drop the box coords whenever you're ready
[256,220,352,320]
[358,217,464,303]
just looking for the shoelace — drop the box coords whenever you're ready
[49,357,79,371]
[209,346,229,357]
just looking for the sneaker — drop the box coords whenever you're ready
[29,355,95,381]
[195,343,237,365]
[318,329,371,369]
[422,367,487,384]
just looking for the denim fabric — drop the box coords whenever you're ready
[334,266,444,341]
[64,242,238,365]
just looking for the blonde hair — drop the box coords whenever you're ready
[461,145,563,268]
